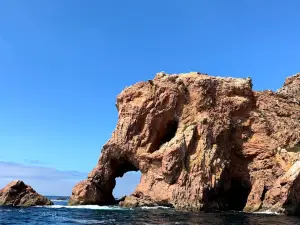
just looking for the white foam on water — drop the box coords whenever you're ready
[68,219,115,224]
[39,205,126,210]
[251,210,282,215]
[0,209,12,212]
[37,204,172,210]
[140,206,171,210]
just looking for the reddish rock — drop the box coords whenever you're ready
[0,180,53,206]
[277,73,300,103]
[69,72,300,215]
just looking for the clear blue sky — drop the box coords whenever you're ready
[0,0,299,196]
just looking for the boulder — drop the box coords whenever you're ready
[0,180,53,206]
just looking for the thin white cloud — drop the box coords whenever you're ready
[0,161,87,196]
[0,161,86,180]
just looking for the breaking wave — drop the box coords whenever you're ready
[67,218,116,224]
[140,206,171,210]
[40,204,170,210]
[40,205,126,210]
[252,210,282,215]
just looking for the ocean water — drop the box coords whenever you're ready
[0,197,300,225]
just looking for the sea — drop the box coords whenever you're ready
[0,196,300,225]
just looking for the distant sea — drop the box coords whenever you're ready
[0,196,300,224]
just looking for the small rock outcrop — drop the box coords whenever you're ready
[0,180,53,206]
[69,72,300,215]
[277,73,300,104]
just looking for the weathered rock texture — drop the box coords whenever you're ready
[69,72,300,215]
[0,180,53,206]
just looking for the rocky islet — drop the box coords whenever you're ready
[0,180,53,207]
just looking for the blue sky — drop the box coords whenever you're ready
[0,0,299,196]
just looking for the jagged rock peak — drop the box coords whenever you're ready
[277,73,300,104]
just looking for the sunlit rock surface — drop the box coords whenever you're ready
[69,72,300,215]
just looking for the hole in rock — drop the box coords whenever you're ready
[110,158,141,201]
[152,120,179,153]
[260,186,267,202]
[113,171,141,199]
[159,120,178,146]
[227,179,251,211]
[112,159,139,178]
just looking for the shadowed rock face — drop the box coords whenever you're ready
[69,72,300,215]
[0,180,53,206]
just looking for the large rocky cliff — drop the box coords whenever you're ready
[69,72,300,215]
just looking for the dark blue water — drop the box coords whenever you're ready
[0,197,300,225]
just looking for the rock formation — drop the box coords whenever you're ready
[69,72,300,215]
[0,180,53,206]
